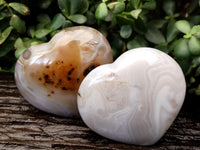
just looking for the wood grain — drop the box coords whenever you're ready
[0,72,199,150]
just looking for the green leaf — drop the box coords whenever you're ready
[39,0,52,9]
[30,40,43,46]
[143,0,156,10]
[148,19,167,29]
[95,3,108,20]
[127,36,147,50]
[120,25,132,39]
[190,25,200,35]
[110,35,124,59]
[62,20,73,28]
[130,9,142,19]
[58,0,70,17]
[68,14,87,24]
[166,19,179,42]
[0,26,13,45]
[50,30,59,38]
[189,15,200,25]
[134,17,147,34]
[58,0,88,17]
[35,28,51,38]
[163,0,175,16]
[155,42,169,52]
[145,28,165,44]
[0,40,14,57]
[28,27,35,38]
[37,14,51,24]
[70,0,82,15]
[183,33,192,39]
[116,14,135,25]
[174,38,190,59]
[130,0,141,9]
[175,20,191,34]
[10,15,26,34]
[177,58,190,74]
[48,13,66,30]
[107,2,125,14]
[28,26,35,38]
[195,66,200,76]
[9,2,30,15]
[15,47,27,58]
[104,10,113,22]
[127,39,140,49]
[0,0,4,5]
[86,11,96,25]
[14,37,25,49]
[79,0,89,14]
[188,36,200,56]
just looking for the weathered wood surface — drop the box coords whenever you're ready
[0,72,199,150]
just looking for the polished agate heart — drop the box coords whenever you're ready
[15,26,113,117]
[78,47,186,145]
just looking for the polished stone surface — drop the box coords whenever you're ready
[15,26,113,117]
[78,47,186,145]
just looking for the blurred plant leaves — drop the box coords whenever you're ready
[148,19,167,29]
[95,3,108,20]
[110,35,124,59]
[145,28,165,44]
[86,11,96,25]
[70,0,82,15]
[9,2,30,15]
[62,20,73,28]
[174,38,190,59]
[58,0,89,17]
[48,13,65,30]
[130,9,142,19]
[143,0,156,10]
[0,0,4,5]
[166,19,179,42]
[107,2,125,14]
[35,28,51,38]
[10,15,26,34]
[15,47,26,58]
[163,0,175,16]
[131,0,141,9]
[58,0,70,17]
[0,40,14,57]
[188,36,200,55]
[39,0,53,9]
[120,25,132,39]
[190,25,200,35]
[175,20,191,34]
[68,14,87,24]
[14,37,24,49]
[0,26,13,45]
[79,0,89,14]
[37,14,51,24]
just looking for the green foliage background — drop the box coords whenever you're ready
[0,0,200,97]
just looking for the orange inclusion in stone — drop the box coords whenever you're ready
[32,40,82,92]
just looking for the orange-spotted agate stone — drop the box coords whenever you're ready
[15,26,113,117]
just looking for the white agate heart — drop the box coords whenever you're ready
[15,26,113,117]
[77,47,186,145]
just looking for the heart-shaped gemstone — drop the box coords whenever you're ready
[15,26,113,117]
[78,47,186,145]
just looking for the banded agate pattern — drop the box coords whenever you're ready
[78,47,186,145]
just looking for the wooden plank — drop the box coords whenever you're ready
[0,72,199,149]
